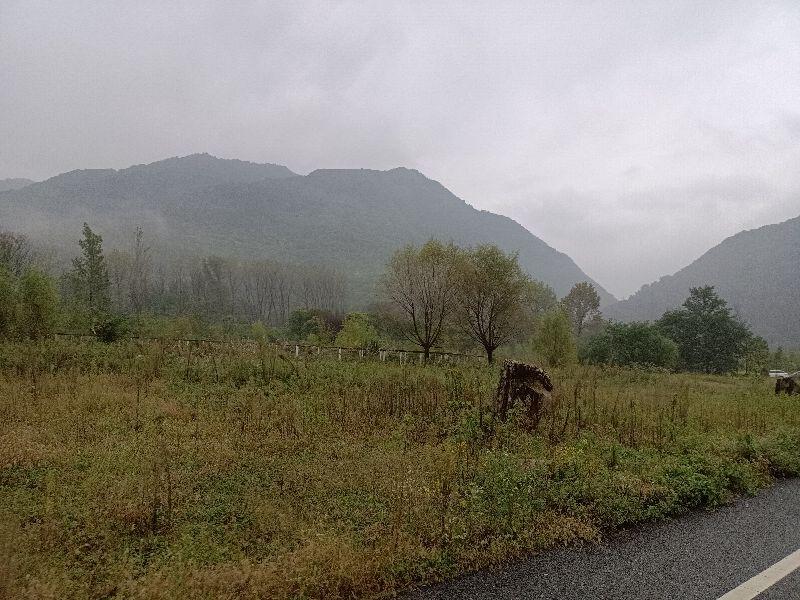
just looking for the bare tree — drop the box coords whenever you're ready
[382,240,458,361]
[106,249,132,312]
[0,231,34,276]
[129,226,151,315]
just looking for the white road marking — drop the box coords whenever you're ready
[717,548,800,600]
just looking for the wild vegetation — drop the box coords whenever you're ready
[1,338,799,599]
[1,225,799,598]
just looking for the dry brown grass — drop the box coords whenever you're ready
[0,340,798,598]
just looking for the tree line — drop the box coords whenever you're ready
[0,227,792,375]
[380,240,781,373]
[0,224,347,340]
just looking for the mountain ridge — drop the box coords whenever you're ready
[0,154,613,306]
[605,214,800,347]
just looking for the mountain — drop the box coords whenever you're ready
[0,178,34,192]
[0,154,612,305]
[604,216,800,348]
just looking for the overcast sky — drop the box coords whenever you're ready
[2,1,799,297]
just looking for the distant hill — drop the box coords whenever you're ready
[0,154,613,306]
[0,178,34,192]
[605,215,800,348]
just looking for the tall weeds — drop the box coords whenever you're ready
[0,340,798,598]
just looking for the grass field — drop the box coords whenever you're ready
[1,338,799,599]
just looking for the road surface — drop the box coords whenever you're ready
[407,478,800,600]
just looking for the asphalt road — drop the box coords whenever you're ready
[407,478,800,600]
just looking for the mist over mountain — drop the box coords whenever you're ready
[0,154,612,306]
[605,215,800,348]
[0,178,35,192]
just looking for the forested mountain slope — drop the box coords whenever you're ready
[604,215,800,347]
[0,178,34,192]
[0,154,612,305]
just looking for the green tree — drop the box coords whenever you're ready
[455,245,531,364]
[382,240,459,361]
[335,312,380,349]
[17,269,59,340]
[525,279,558,320]
[533,308,576,368]
[741,334,769,375]
[561,281,601,335]
[771,347,785,370]
[0,268,17,338]
[580,321,677,369]
[657,286,751,374]
[69,223,110,319]
[286,308,338,343]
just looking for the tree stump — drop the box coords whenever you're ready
[775,373,799,395]
[495,359,554,427]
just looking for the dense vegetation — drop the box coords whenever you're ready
[1,219,798,598]
[1,338,798,599]
[1,226,793,376]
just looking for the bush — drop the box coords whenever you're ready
[287,308,341,344]
[93,315,130,343]
[581,321,677,369]
[335,312,380,349]
[0,267,17,338]
[533,308,576,367]
[17,268,59,340]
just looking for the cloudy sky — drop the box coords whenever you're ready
[2,1,799,297]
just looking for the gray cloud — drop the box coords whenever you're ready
[2,0,799,296]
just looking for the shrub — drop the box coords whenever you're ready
[335,312,380,349]
[16,268,59,340]
[94,315,130,343]
[581,321,677,369]
[533,308,576,367]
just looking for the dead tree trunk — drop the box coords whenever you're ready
[495,359,554,428]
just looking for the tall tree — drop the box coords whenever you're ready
[382,240,459,361]
[526,279,558,320]
[741,334,769,375]
[106,249,132,312]
[129,225,151,315]
[657,286,751,374]
[455,244,531,364]
[69,223,110,318]
[561,281,601,335]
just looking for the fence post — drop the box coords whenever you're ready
[338,348,342,361]
[295,345,299,357]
